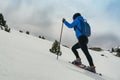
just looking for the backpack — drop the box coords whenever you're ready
[80,19,91,37]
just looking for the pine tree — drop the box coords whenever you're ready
[49,40,62,56]
[116,48,120,57]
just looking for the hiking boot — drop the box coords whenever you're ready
[72,60,82,65]
[85,66,96,73]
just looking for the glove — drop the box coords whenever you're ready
[62,18,65,23]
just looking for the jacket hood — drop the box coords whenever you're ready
[77,16,84,21]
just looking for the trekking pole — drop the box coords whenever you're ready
[57,21,64,60]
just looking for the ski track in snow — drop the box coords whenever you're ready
[58,59,113,80]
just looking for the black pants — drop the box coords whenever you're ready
[71,36,94,66]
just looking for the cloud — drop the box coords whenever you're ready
[0,0,120,49]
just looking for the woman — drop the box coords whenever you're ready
[62,13,96,73]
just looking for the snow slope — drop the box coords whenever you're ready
[0,30,120,80]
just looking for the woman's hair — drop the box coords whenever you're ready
[73,13,81,20]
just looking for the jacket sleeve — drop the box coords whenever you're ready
[64,19,79,28]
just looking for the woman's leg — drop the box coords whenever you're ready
[71,42,81,61]
[79,36,94,66]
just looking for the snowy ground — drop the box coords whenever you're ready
[0,29,120,80]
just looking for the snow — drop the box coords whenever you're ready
[0,30,120,80]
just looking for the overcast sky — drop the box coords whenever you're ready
[0,0,120,49]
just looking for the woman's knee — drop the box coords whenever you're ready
[71,46,74,51]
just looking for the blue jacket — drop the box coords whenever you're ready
[64,16,84,39]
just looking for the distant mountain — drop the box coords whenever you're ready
[89,33,120,49]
